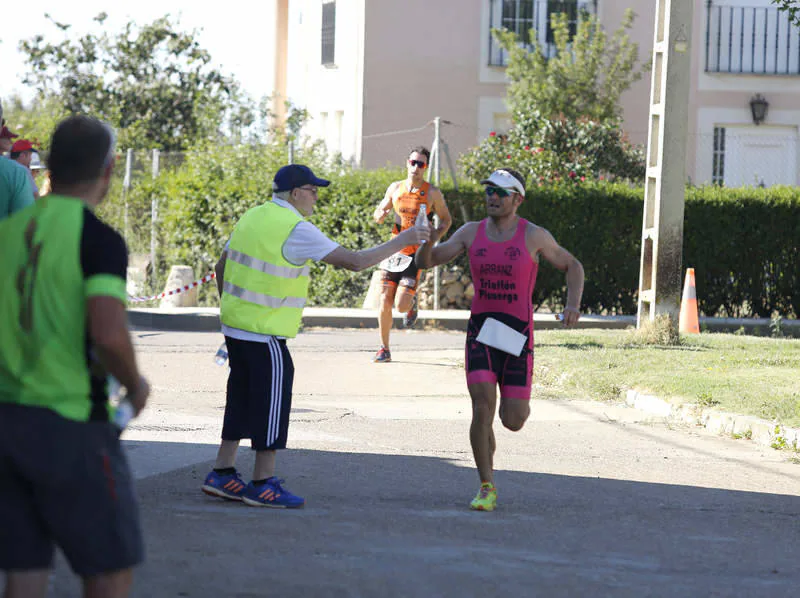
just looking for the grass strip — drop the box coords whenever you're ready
[532,329,800,428]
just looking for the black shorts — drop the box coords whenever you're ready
[222,336,294,451]
[465,313,533,400]
[0,404,143,575]
[381,251,421,290]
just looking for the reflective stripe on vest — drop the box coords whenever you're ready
[222,280,307,309]
[227,248,311,279]
[220,202,311,337]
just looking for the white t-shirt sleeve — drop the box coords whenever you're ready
[283,221,340,265]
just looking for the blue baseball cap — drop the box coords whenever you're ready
[272,164,330,192]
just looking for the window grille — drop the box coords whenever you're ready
[712,127,726,185]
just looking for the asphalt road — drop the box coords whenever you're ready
[45,328,800,597]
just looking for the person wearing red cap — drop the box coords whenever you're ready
[10,140,40,199]
[10,139,35,165]
[0,100,34,217]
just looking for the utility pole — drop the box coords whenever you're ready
[122,148,133,241]
[430,116,442,310]
[637,0,694,327]
[150,149,160,288]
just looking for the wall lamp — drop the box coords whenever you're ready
[749,94,768,125]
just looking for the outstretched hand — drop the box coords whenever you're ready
[403,222,431,247]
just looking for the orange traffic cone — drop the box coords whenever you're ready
[679,268,700,334]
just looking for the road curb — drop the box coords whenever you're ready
[128,308,637,333]
[128,307,800,335]
[625,389,800,451]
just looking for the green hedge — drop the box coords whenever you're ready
[113,146,799,318]
[684,186,799,318]
[307,170,484,306]
[449,183,799,318]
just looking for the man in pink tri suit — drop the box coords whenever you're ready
[416,168,584,512]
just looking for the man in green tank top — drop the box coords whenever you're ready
[0,115,150,598]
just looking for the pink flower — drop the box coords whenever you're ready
[580,176,585,182]
[535,147,544,153]
[568,171,576,179]
[524,145,530,150]
[506,154,511,159]
[489,131,496,137]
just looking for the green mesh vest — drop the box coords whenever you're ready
[220,202,311,337]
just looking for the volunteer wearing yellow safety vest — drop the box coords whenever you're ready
[202,164,431,508]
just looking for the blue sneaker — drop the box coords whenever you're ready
[242,477,305,509]
[202,470,246,501]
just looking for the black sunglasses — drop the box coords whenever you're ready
[408,159,428,169]
[485,185,513,198]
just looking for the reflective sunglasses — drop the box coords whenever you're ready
[485,185,513,198]
[408,159,428,169]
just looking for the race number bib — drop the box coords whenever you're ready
[476,318,527,357]
[379,252,413,273]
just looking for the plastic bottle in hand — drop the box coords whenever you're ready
[214,342,229,366]
[415,204,428,244]
[109,376,135,430]
[114,400,135,430]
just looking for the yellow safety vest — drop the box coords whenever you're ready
[220,202,311,337]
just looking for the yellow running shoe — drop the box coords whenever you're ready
[470,482,497,511]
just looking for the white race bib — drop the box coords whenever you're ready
[475,317,528,357]
[379,252,413,273]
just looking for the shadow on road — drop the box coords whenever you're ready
[47,440,800,598]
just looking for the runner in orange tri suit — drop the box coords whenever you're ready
[371,146,452,363]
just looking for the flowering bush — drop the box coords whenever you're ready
[459,110,645,186]
[461,8,648,188]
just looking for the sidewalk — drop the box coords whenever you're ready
[128,306,800,336]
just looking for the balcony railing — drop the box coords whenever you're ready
[488,0,597,66]
[705,0,800,74]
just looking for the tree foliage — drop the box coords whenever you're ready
[496,9,647,122]
[461,10,648,184]
[19,14,245,150]
[460,113,645,184]
[772,0,800,26]
[2,94,69,152]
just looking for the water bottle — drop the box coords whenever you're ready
[415,204,427,244]
[214,342,229,366]
[108,376,135,430]
[114,400,135,430]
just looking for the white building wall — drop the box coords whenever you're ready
[277,0,800,184]
[286,0,365,163]
[690,0,800,184]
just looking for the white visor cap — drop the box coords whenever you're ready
[29,151,44,170]
[479,169,525,197]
